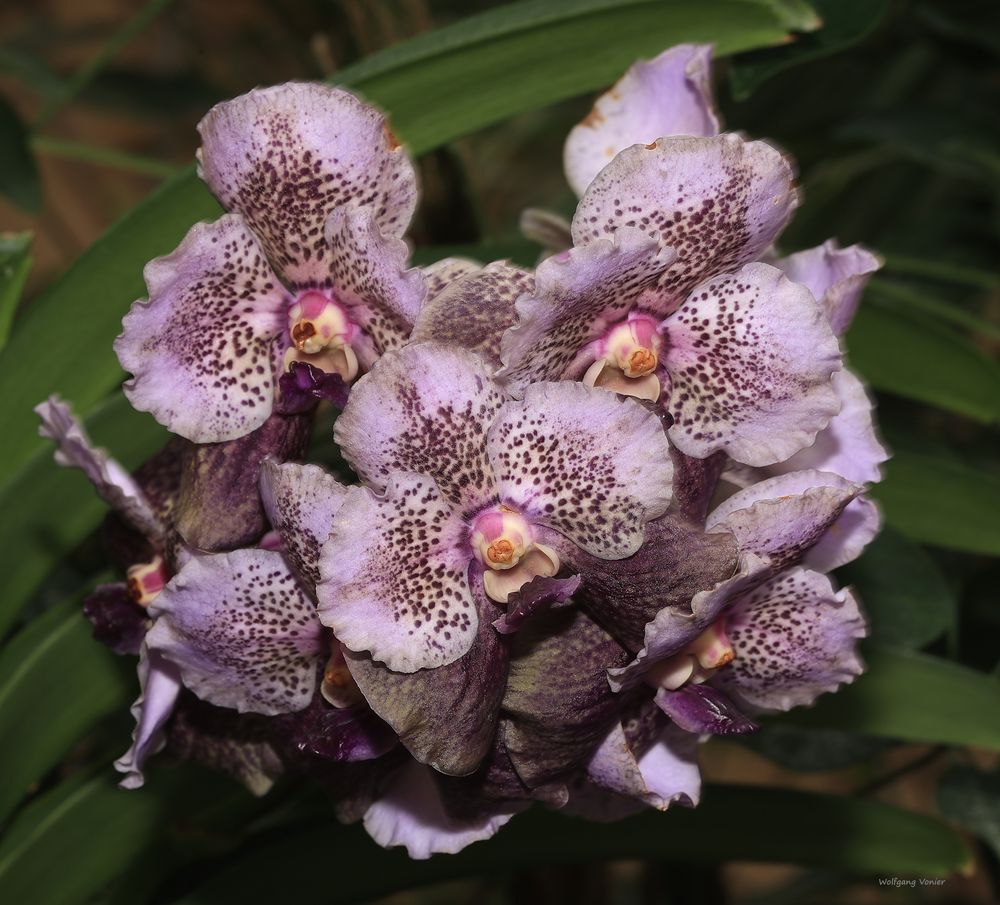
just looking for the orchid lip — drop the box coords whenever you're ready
[646,617,735,691]
[284,290,360,382]
[583,313,665,401]
[126,555,168,606]
[469,506,561,603]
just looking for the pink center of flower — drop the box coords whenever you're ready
[583,314,665,402]
[469,506,560,603]
[126,555,168,607]
[646,617,735,691]
[283,290,360,381]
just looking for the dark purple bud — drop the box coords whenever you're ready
[654,684,757,736]
[277,361,350,413]
[493,573,581,634]
[82,582,150,656]
[277,694,398,763]
[175,411,312,551]
[669,448,725,523]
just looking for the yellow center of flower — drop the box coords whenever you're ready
[469,507,561,603]
[283,290,360,381]
[126,555,168,607]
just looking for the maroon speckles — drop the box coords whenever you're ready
[146,549,323,715]
[571,135,798,309]
[717,568,865,710]
[487,381,673,559]
[117,214,288,443]
[317,472,479,673]
[198,83,417,287]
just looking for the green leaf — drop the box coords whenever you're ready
[937,765,1000,860]
[782,645,1000,750]
[872,451,1000,556]
[0,768,254,905]
[730,0,889,100]
[0,0,801,623]
[739,725,892,772]
[0,231,32,348]
[838,527,956,649]
[169,786,968,905]
[0,95,40,212]
[847,299,1000,424]
[0,395,167,638]
[868,276,1000,342]
[0,596,132,823]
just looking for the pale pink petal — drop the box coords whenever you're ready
[763,368,888,485]
[662,262,842,466]
[565,44,719,196]
[773,240,881,335]
[36,396,163,539]
[115,647,182,790]
[198,82,417,284]
[488,381,672,559]
[115,214,286,443]
[363,761,515,859]
[706,470,870,571]
[571,134,798,309]
[317,474,478,673]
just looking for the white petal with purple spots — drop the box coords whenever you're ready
[198,82,417,285]
[334,343,505,510]
[572,134,798,308]
[317,473,478,673]
[715,568,866,711]
[661,262,842,466]
[488,381,673,558]
[260,459,351,591]
[115,213,287,443]
[499,227,675,395]
[146,549,323,716]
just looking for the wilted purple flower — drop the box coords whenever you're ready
[115,83,425,444]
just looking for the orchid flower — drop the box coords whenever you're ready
[116,83,425,444]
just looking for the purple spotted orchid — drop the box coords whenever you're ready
[116,83,425,444]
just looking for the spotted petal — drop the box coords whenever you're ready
[115,214,287,443]
[715,568,866,711]
[774,240,881,336]
[661,262,842,465]
[421,257,482,303]
[260,459,351,592]
[146,549,323,715]
[36,396,163,539]
[565,44,719,196]
[707,470,875,571]
[499,227,675,394]
[198,83,417,284]
[334,343,505,510]
[488,381,672,558]
[411,262,534,372]
[364,761,515,858]
[764,368,888,485]
[572,134,798,308]
[345,571,508,775]
[324,204,426,365]
[317,472,478,673]
[115,647,182,790]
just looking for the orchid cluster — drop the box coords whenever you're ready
[37,44,886,858]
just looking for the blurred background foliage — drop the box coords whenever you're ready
[0,0,998,903]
